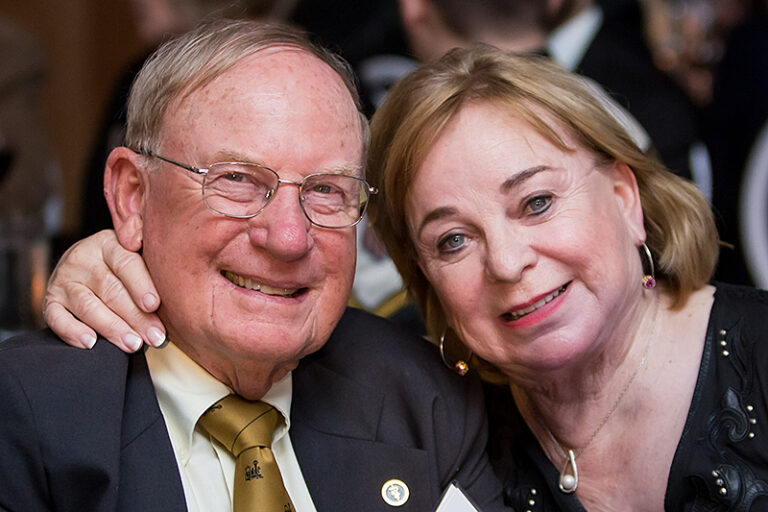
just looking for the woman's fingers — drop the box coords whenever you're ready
[43,230,166,351]
[43,301,98,349]
[101,232,161,314]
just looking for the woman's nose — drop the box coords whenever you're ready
[484,228,537,283]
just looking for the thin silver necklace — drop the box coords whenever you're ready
[541,298,659,494]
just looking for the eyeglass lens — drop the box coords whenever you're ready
[202,163,370,227]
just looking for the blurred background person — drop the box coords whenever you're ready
[643,0,768,287]
[704,0,768,287]
[399,0,705,184]
[555,0,705,183]
[0,17,61,335]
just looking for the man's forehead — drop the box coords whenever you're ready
[168,47,357,122]
[159,45,363,171]
[193,45,350,101]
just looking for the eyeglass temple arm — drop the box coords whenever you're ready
[142,151,208,176]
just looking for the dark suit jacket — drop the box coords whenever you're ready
[0,307,504,511]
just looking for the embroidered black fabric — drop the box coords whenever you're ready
[485,283,768,511]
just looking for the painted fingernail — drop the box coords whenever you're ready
[80,333,97,349]
[142,293,159,311]
[123,333,143,352]
[147,327,166,348]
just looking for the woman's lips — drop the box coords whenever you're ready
[501,283,569,322]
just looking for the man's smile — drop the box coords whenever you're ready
[222,270,305,298]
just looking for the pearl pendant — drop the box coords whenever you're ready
[558,449,578,493]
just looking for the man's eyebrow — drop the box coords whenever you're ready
[209,150,362,175]
[500,165,551,192]
[319,163,364,176]
[210,149,265,165]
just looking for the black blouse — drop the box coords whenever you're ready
[485,283,768,511]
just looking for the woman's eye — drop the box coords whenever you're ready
[438,233,466,252]
[525,194,552,215]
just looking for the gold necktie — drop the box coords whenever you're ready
[198,394,295,512]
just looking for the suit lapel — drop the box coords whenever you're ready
[118,351,187,511]
[291,353,433,511]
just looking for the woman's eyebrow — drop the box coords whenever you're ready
[417,165,553,238]
[417,206,458,239]
[500,165,551,193]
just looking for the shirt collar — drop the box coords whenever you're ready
[547,4,603,71]
[145,341,293,464]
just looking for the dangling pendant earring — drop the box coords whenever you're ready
[439,330,472,376]
[640,242,656,289]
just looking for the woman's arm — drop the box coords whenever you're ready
[43,229,166,352]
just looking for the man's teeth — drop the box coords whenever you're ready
[223,271,299,297]
[506,285,566,320]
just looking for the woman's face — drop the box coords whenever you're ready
[406,102,647,378]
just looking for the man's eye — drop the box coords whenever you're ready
[223,172,246,182]
[525,194,552,214]
[310,183,334,194]
[438,233,466,252]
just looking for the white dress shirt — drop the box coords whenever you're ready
[145,342,318,512]
[547,4,603,72]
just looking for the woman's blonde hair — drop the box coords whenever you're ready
[367,45,719,349]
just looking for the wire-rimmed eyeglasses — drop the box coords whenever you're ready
[138,151,378,229]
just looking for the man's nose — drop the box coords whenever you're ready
[248,183,313,261]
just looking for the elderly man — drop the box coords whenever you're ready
[0,20,503,511]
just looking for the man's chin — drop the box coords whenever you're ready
[235,366,293,400]
[225,327,325,365]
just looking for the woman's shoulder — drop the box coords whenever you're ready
[713,282,768,309]
[711,282,768,339]
[665,283,768,510]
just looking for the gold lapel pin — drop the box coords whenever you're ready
[381,478,410,507]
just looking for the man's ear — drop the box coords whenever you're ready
[610,162,646,243]
[103,147,148,252]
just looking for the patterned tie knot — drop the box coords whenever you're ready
[198,394,281,457]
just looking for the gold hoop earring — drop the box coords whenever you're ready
[439,330,472,376]
[640,242,656,289]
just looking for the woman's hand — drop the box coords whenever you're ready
[42,230,166,352]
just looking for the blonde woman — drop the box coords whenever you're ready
[365,46,767,510]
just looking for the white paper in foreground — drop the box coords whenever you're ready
[433,482,481,512]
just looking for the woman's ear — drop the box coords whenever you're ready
[611,162,646,243]
[103,147,148,252]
